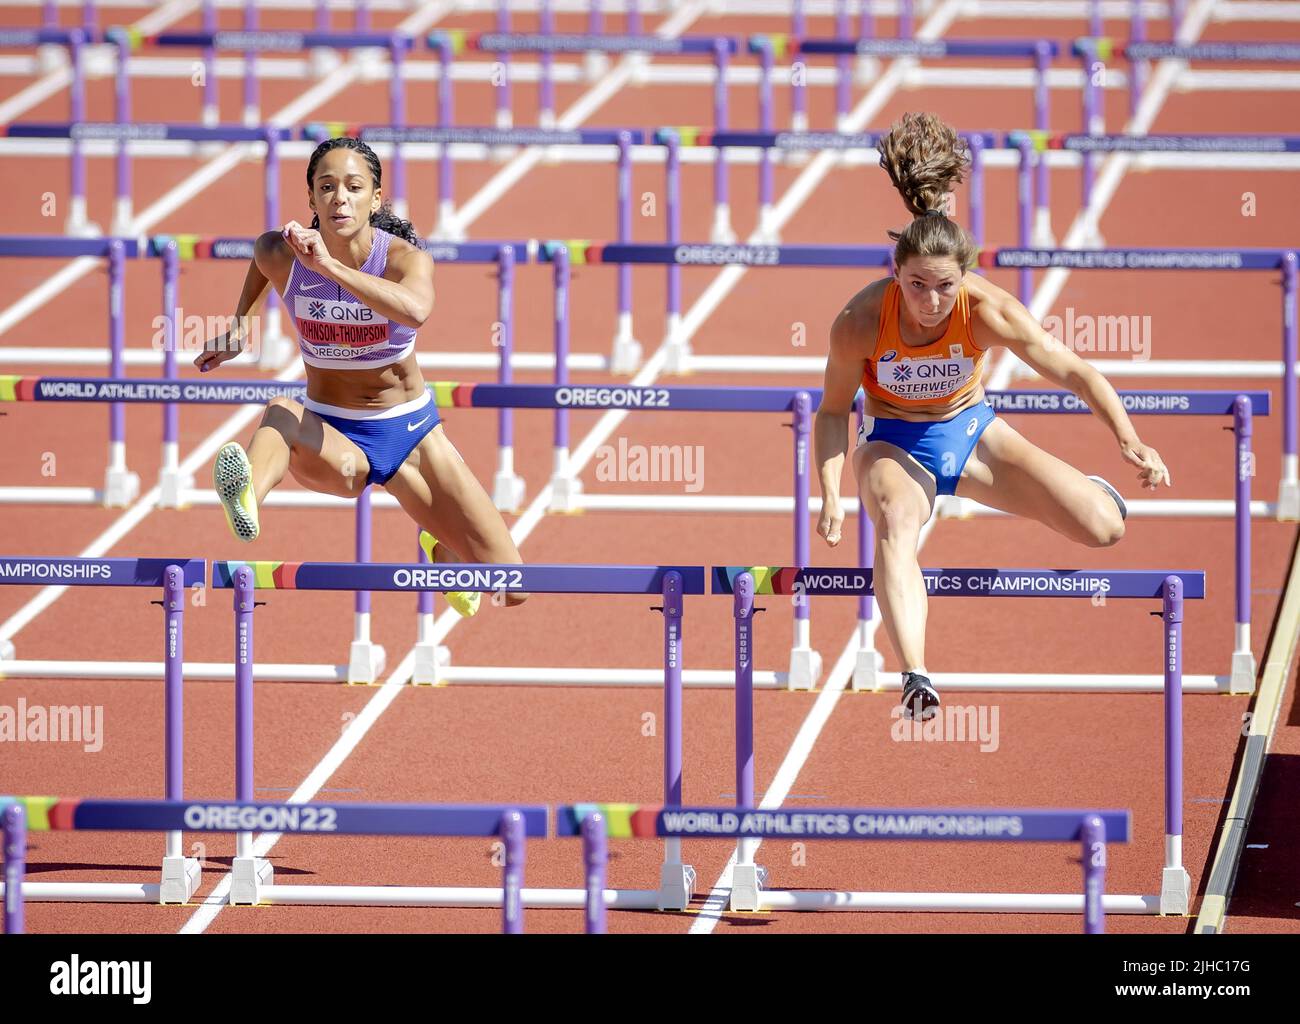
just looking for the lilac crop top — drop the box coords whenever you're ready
[285,227,418,370]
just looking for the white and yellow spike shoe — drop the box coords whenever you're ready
[418,530,480,618]
[214,442,260,542]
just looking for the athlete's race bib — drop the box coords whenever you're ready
[294,295,391,360]
[877,344,976,400]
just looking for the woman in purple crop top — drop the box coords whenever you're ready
[194,137,525,616]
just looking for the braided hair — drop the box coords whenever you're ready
[305,137,423,247]
[876,112,977,271]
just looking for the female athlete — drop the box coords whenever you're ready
[815,113,1170,718]
[195,137,525,615]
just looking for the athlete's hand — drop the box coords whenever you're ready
[818,496,845,547]
[1122,439,1171,489]
[194,328,243,373]
[281,221,334,270]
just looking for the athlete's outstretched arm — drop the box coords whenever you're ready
[281,221,434,329]
[194,230,281,372]
[815,305,869,545]
[974,293,1172,488]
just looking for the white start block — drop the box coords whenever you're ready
[160,856,202,904]
[729,863,767,912]
[1160,866,1191,916]
[230,857,274,906]
[787,646,823,692]
[657,863,696,911]
[103,468,140,509]
[346,641,386,685]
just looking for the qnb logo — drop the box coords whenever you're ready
[50,957,151,1004]
[308,299,326,318]
[893,364,913,382]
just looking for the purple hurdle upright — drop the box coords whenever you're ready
[1282,252,1299,519]
[549,245,579,509]
[111,30,131,234]
[539,0,555,127]
[201,0,218,124]
[1232,397,1255,690]
[66,29,93,235]
[160,563,200,902]
[501,809,525,933]
[389,33,410,219]
[712,37,734,243]
[659,570,693,909]
[1015,136,1033,306]
[611,131,641,373]
[105,240,140,507]
[495,0,512,130]
[854,393,879,689]
[662,131,687,369]
[242,2,259,126]
[3,803,24,934]
[433,34,458,239]
[493,244,525,511]
[1032,41,1054,245]
[835,0,851,129]
[1082,814,1106,934]
[790,391,819,689]
[1161,575,1190,914]
[731,571,764,907]
[582,811,607,933]
[232,566,273,904]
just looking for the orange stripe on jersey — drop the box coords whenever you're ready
[861,280,986,411]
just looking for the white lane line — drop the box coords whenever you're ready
[688,0,1222,935]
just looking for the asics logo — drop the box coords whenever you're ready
[966,417,979,436]
[407,415,431,432]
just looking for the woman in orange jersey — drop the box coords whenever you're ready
[814,113,1171,721]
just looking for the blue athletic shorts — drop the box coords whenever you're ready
[304,391,441,486]
[857,399,996,496]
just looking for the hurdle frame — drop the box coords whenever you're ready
[718,566,1202,915]
[561,804,1127,932]
[213,560,706,910]
[0,557,207,906]
[0,797,545,932]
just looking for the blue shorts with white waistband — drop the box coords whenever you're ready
[857,399,996,496]
[309,393,441,486]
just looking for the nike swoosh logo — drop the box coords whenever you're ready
[407,415,431,432]
[302,283,326,291]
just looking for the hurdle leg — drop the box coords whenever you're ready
[710,41,736,245]
[1159,576,1191,915]
[852,403,885,691]
[787,394,822,691]
[412,527,450,686]
[583,812,607,934]
[731,572,767,911]
[549,248,583,512]
[492,245,526,511]
[347,488,387,685]
[1082,814,1106,934]
[501,811,525,934]
[159,566,201,903]
[104,241,141,508]
[1279,254,1299,520]
[230,567,274,905]
[3,803,25,934]
[610,133,644,375]
[1230,396,1256,693]
[657,572,696,910]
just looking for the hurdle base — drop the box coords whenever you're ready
[0,639,14,661]
[310,47,343,78]
[38,43,67,74]
[548,473,584,514]
[231,856,274,906]
[855,56,881,85]
[657,863,697,911]
[850,647,886,693]
[346,641,387,686]
[158,468,194,509]
[257,330,295,372]
[787,646,823,691]
[1160,867,1191,916]
[493,469,526,514]
[1031,208,1057,249]
[584,52,610,81]
[1230,650,1257,694]
[710,205,736,246]
[160,856,202,905]
[754,204,781,245]
[729,863,769,912]
[412,643,451,687]
[103,468,141,509]
[1276,479,1300,521]
[610,317,643,376]
[432,203,466,243]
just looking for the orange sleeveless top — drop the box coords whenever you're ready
[860,279,986,411]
